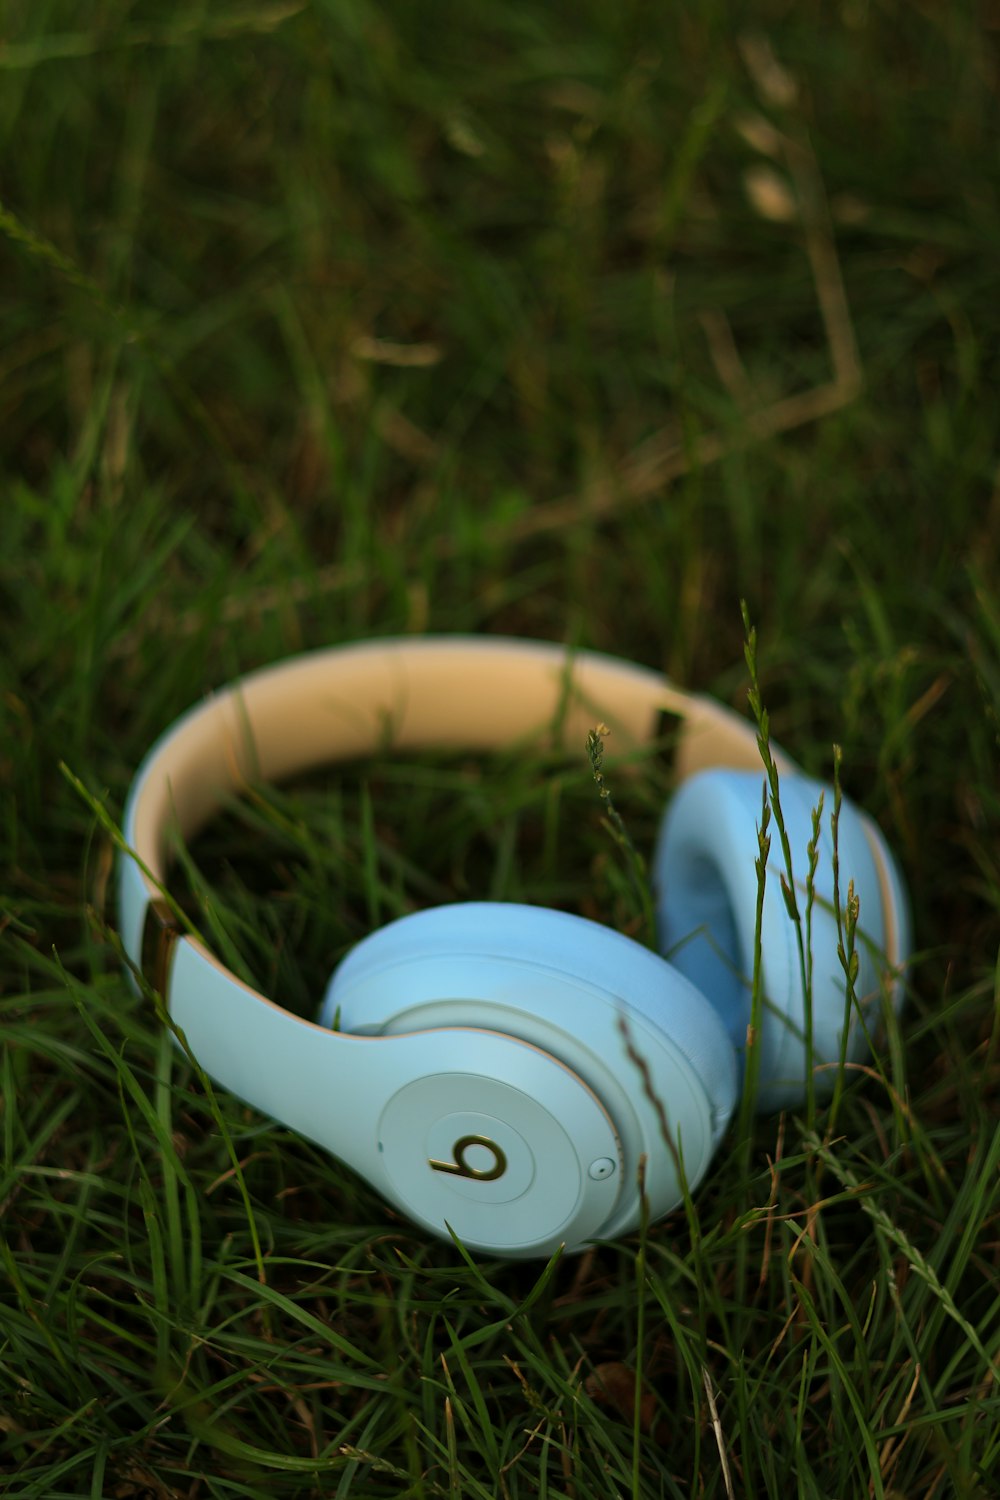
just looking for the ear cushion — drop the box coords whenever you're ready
[320,902,738,1145]
[653,768,910,1110]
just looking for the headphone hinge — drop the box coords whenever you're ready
[140,899,182,997]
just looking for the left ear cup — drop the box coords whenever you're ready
[320,903,739,1243]
[653,768,908,1111]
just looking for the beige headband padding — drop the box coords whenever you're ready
[126,636,783,886]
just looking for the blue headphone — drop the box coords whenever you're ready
[119,638,911,1258]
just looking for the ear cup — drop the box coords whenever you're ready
[653,768,910,1110]
[319,903,739,1241]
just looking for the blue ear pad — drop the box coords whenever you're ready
[319,902,739,1206]
[653,769,910,1111]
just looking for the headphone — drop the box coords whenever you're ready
[119,636,911,1259]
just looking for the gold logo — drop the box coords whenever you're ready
[429,1134,508,1182]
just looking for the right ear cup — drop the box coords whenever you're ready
[319,902,739,1243]
[653,768,910,1111]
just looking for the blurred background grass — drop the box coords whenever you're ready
[2,1,1000,1496]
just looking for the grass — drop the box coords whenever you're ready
[2,0,999,1495]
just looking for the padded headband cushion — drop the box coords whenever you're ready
[121,637,791,928]
[653,768,898,1110]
